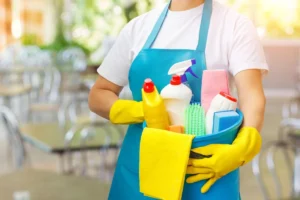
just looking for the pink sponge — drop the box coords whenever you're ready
[201,70,230,112]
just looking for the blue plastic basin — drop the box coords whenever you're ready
[182,109,243,200]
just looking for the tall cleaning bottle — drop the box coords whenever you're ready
[160,75,192,126]
[142,78,169,130]
[201,70,230,112]
[161,59,197,126]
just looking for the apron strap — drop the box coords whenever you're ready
[143,0,212,51]
[196,0,213,52]
[143,1,171,49]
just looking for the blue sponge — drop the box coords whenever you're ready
[212,111,239,133]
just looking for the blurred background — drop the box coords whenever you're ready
[0,0,300,200]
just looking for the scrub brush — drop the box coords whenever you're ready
[197,105,206,136]
[184,103,206,136]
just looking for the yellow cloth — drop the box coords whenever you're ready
[109,100,144,124]
[186,127,262,193]
[140,128,194,200]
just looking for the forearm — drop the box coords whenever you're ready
[238,89,266,132]
[88,88,119,119]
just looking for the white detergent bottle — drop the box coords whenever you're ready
[206,92,238,134]
[160,75,192,126]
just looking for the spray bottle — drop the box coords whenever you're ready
[167,59,198,85]
[160,59,197,126]
[142,79,169,130]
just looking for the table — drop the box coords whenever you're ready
[21,123,126,154]
[0,66,44,74]
[0,169,110,200]
[20,123,126,172]
[0,84,31,98]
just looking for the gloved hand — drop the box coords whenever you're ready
[109,100,144,124]
[186,127,262,193]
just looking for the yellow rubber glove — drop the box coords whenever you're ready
[186,127,262,193]
[109,100,144,124]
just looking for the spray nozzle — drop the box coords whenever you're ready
[168,59,198,83]
[181,66,198,82]
[191,59,196,65]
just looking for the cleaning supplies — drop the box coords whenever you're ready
[184,103,206,136]
[206,92,237,134]
[212,111,240,133]
[201,70,230,112]
[142,78,169,130]
[168,59,198,83]
[139,128,194,200]
[160,75,192,126]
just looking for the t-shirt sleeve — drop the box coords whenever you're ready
[97,24,132,86]
[228,16,269,76]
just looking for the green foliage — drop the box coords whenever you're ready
[39,0,92,55]
[123,2,139,22]
[33,0,300,65]
[44,0,157,64]
[226,0,300,38]
[21,34,38,46]
[22,0,158,64]
[62,0,157,63]
[39,33,90,55]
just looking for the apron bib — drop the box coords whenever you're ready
[108,1,240,199]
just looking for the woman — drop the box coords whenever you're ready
[89,0,268,199]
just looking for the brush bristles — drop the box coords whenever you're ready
[184,103,206,136]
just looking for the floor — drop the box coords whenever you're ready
[0,97,296,200]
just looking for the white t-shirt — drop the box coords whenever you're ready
[98,1,268,90]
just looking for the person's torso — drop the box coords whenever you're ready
[124,1,243,97]
[129,2,240,68]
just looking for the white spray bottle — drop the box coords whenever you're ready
[160,59,197,126]
[168,59,198,85]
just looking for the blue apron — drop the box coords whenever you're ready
[108,0,240,199]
